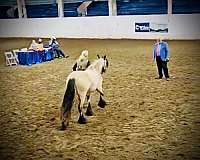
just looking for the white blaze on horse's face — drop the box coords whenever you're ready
[96,55,108,74]
[81,50,88,58]
[100,57,108,74]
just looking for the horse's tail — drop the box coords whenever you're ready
[60,78,75,128]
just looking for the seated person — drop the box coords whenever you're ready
[72,50,90,71]
[49,36,68,58]
[37,38,44,51]
[29,40,38,51]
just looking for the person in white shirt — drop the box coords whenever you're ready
[29,40,38,51]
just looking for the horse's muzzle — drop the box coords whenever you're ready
[101,68,106,74]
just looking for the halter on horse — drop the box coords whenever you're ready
[60,55,109,130]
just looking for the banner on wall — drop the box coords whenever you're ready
[135,22,150,32]
[135,22,168,33]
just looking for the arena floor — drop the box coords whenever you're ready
[0,38,200,160]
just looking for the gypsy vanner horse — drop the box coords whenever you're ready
[60,55,109,130]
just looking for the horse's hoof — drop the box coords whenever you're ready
[78,116,86,124]
[98,103,105,108]
[60,121,68,130]
[86,109,93,116]
[78,119,86,124]
[86,111,93,116]
[60,124,66,131]
[98,99,106,108]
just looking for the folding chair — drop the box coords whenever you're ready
[4,51,18,66]
[12,49,20,64]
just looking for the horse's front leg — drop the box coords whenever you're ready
[77,92,87,124]
[96,79,107,108]
[85,93,93,116]
[96,77,104,96]
[98,94,107,108]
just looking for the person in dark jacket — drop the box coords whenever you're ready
[49,36,69,58]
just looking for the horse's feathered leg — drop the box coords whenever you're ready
[96,89,104,96]
[86,93,93,116]
[98,95,107,108]
[60,79,75,130]
[96,78,106,108]
[77,92,87,124]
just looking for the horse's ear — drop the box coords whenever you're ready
[103,55,106,60]
[97,55,100,59]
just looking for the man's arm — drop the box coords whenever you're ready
[152,45,156,62]
[165,42,169,61]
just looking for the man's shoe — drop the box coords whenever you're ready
[155,77,162,79]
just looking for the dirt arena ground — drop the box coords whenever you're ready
[0,38,199,160]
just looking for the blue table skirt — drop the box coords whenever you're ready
[17,48,54,66]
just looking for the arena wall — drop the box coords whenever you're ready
[0,14,200,39]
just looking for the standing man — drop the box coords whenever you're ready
[153,38,170,80]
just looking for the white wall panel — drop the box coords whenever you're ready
[0,14,200,39]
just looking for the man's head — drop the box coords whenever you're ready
[156,37,162,43]
[38,38,42,44]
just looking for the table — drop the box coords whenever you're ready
[17,48,54,66]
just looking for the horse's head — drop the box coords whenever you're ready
[97,55,109,74]
[81,50,89,58]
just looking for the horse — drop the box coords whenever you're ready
[72,50,90,71]
[60,55,109,130]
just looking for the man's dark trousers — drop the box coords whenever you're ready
[156,56,169,79]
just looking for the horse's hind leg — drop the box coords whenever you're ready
[77,92,87,124]
[60,108,67,130]
[60,104,72,130]
[86,93,93,116]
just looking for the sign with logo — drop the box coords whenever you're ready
[135,22,150,32]
[135,22,168,33]
[149,23,168,33]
